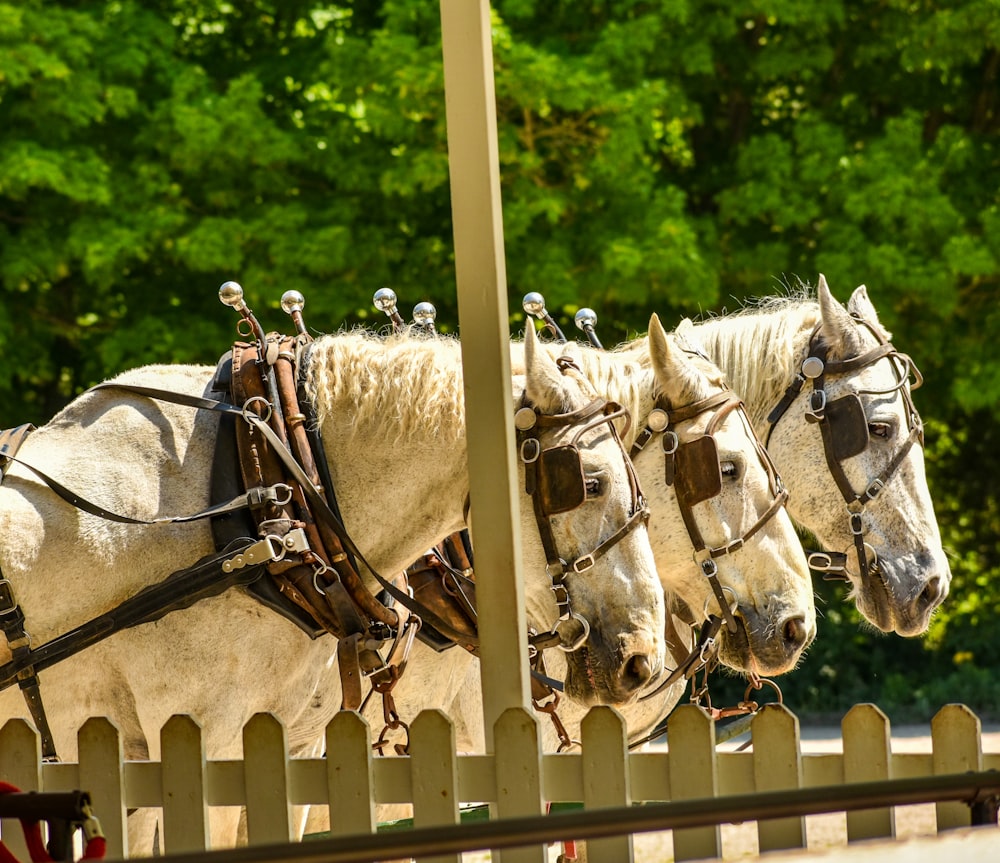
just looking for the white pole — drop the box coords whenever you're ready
[439,0,530,745]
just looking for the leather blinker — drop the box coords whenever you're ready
[537,445,587,515]
[826,393,869,461]
[675,435,722,506]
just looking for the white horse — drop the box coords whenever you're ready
[647,275,950,635]
[0,323,666,852]
[446,315,817,746]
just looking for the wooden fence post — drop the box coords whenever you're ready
[493,707,546,863]
[243,713,292,845]
[843,703,894,840]
[411,709,460,863]
[0,719,41,862]
[78,717,126,859]
[581,707,632,863]
[668,705,720,861]
[932,704,982,830]
[161,714,209,853]
[752,704,805,851]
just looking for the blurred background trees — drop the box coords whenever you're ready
[1,0,997,718]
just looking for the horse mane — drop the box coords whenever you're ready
[686,292,820,429]
[530,340,690,449]
[305,329,467,444]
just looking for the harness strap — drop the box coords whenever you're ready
[0,425,56,761]
[89,382,483,651]
[0,539,267,694]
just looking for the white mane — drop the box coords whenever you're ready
[686,296,820,430]
[305,330,467,445]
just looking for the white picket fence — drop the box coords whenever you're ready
[0,702,997,862]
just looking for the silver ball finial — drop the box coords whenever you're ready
[575,308,598,330]
[522,292,546,317]
[574,307,603,349]
[413,302,437,327]
[373,287,398,314]
[280,290,304,315]
[219,281,246,310]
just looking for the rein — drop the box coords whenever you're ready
[765,316,924,596]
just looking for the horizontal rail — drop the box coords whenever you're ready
[159,770,1000,863]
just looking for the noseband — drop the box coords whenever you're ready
[766,316,924,590]
[516,360,650,653]
[631,387,789,637]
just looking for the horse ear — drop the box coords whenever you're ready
[847,284,892,340]
[817,274,866,357]
[523,322,576,412]
[647,313,703,406]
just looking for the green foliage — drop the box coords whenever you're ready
[0,0,998,717]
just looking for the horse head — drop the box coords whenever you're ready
[517,324,666,706]
[765,276,950,635]
[639,314,816,677]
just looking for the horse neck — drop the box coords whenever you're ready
[686,302,820,434]
[304,333,471,575]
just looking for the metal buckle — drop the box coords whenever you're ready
[865,478,886,499]
[221,535,283,573]
[546,560,568,579]
[808,551,836,571]
[556,612,591,653]
[572,554,595,573]
[805,390,827,423]
[661,430,679,455]
[721,537,745,556]
[520,438,541,464]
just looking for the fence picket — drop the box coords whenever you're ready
[410,709,460,863]
[843,704,894,840]
[243,713,292,846]
[752,705,805,851]
[581,707,632,863]
[492,707,546,863]
[325,711,375,838]
[3,705,998,862]
[0,719,42,862]
[161,714,208,853]
[78,717,126,859]
[667,705,721,861]
[932,704,982,831]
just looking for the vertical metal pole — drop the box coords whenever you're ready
[439,0,530,745]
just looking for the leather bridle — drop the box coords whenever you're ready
[631,384,790,701]
[634,388,789,632]
[765,316,924,598]
[515,357,650,653]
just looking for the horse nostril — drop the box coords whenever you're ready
[621,654,654,690]
[916,576,944,613]
[782,616,810,652]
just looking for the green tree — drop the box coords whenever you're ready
[1,0,998,715]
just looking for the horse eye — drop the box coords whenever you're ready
[721,461,739,480]
[585,477,602,497]
[869,422,893,440]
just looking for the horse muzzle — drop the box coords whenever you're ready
[718,604,815,676]
[858,550,951,636]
